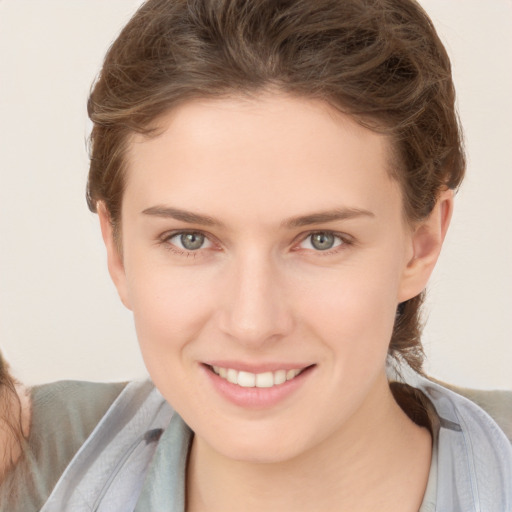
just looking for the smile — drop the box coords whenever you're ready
[210,365,305,388]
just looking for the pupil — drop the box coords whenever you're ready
[181,233,204,250]
[311,233,334,250]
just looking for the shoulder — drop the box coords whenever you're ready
[0,380,127,511]
[415,377,512,511]
[28,380,129,466]
[31,379,128,437]
[436,382,512,443]
[37,380,174,511]
[416,377,512,456]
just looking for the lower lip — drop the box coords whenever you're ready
[202,365,315,409]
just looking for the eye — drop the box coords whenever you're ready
[299,232,345,251]
[168,232,212,251]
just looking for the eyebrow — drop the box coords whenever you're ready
[141,205,375,229]
[142,206,223,227]
[282,208,375,228]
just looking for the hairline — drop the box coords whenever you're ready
[103,90,414,254]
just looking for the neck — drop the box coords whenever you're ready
[186,374,431,512]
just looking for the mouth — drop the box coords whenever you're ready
[208,365,307,389]
[202,362,316,408]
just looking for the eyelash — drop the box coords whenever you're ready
[158,231,214,258]
[157,230,353,257]
[297,232,353,256]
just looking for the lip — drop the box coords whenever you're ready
[201,362,315,409]
[203,360,312,373]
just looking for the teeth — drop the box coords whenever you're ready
[286,369,300,380]
[255,372,273,388]
[211,365,305,388]
[274,370,286,385]
[238,371,256,387]
[227,368,238,384]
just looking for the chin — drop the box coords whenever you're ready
[204,424,311,465]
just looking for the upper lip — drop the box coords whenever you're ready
[203,361,314,373]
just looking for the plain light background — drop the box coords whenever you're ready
[0,1,511,389]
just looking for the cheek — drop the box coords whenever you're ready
[293,258,401,363]
[126,263,216,363]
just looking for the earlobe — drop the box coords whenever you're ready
[398,189,454,302]
[98,203,132,310]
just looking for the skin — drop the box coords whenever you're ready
[100,93,453,511]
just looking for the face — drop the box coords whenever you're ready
[103,93,441,464]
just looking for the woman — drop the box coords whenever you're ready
[1,0,511,510]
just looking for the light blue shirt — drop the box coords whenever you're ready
[38,377,512,512]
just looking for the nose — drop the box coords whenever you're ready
[217,251,293,347]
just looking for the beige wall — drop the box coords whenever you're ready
[0,0,511,389]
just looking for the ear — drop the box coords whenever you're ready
[98,203,132,310]
[398,189,454,302]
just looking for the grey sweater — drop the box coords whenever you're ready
[2,378,511,511]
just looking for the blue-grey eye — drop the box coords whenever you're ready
[299,232,344,251]
[179,232,205,250]
[310,232,335,250]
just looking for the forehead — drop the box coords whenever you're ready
[123,93,401,226]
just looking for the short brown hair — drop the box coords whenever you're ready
[87,0,465,373]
